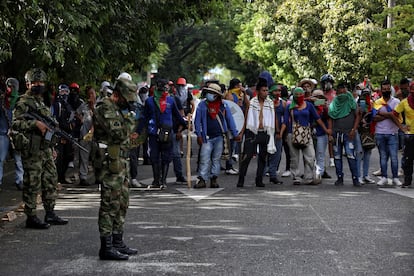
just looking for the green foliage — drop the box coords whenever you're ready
[0,0,223,85]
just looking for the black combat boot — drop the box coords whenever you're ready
[99,236,129,260]
[160,164,169,189]
[112,233,138,255]
[149,163,161,188]
[45,211,68,225]
[210,176,219,188]
[26,215,50,229]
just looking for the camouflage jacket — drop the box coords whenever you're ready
[94,97,135,148]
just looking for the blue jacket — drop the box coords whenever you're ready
[194,100,238,143]
[137,96,186,136]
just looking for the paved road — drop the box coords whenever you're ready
[0,141,413,275]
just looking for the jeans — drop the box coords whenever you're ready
[171,131,185,178]
[199,135,223,181]
[332,131,358,179]
[375,133,399,178]
[267,136,283,177]
[148,135,172,166]
[355,132,372,178]
[79,139,92,180]
[315,135,328,175]
[129,146,139,179]
[0,134,23,186]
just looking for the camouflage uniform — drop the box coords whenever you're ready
[94,97,135,235]
[12,68,68,229]
[94,78,138,260]
[13,93,58,216]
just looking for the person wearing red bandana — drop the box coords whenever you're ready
[194,83,241,188]
[393,82,414,188]
[281,87,330,185]
[136,79,186,189]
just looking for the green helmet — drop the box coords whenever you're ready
[114,78,137,102]
[25,68,47,83]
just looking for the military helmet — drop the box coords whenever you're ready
[114,78,137,102]
[24,68,47,83]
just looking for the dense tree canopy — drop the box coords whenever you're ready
[0,0,224,84]
[0,0,413,89]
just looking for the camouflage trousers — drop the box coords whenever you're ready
[98,158,130,236]
[22,148,58,216]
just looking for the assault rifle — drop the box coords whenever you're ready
[25,110,89,153]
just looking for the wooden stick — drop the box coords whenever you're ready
[186,113,192,189]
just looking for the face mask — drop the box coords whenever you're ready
[206,93,217,102]
[139,93,148,103]
[295,95,305,105]
[382,91,391,98]
[31,85,45,95]
[356,89,362,96]
[177,86,186,96]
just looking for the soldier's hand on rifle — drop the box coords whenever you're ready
[35,120,50,136]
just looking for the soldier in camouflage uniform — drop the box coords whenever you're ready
[94,77,138,261]
[12,68,68,229]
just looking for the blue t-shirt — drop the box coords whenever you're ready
[283,101,320,133]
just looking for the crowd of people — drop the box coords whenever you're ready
[1,68,413,261]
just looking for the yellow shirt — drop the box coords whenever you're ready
[394,98,414,134]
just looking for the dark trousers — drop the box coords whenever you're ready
[403,135,414,185]
[238,130,269,182]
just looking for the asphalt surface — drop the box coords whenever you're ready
[0,138,413,276]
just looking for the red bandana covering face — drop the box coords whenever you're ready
[159,92,168,113]
[207,99,222,119]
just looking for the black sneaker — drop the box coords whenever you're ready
[269,177,283,184]
[45,212,68,225]
[402,183,412,188]
[176,176,187,183]
[335,177,344,186]
[79,179,91,186]
[322,172,332,179]
[26,216,50,229]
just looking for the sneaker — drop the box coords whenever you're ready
[392,178,402,186]
[232,154,239,162]
[402,183,412,188]
[398,168,404,177]
[176,176,187,183]
[353,178,362,187]
[372,169,382,176]
[281,171,291,177]
[269,177,283,184]
[130,179,147,188]
[377,177,388,186]
[334,177,344,186]
[293,180,301,185]
[225,168,239,175]
[79,179,91,186]
[210,176,219,188]
[362,176,375,184]
[193,178,206,189]
[322,171,332,179]
[329,158,335,167]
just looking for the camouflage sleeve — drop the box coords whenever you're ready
[12,99,37,132]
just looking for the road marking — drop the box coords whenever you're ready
[309,204,334,233]
[176,188,224,202]
[378,188,414,199]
